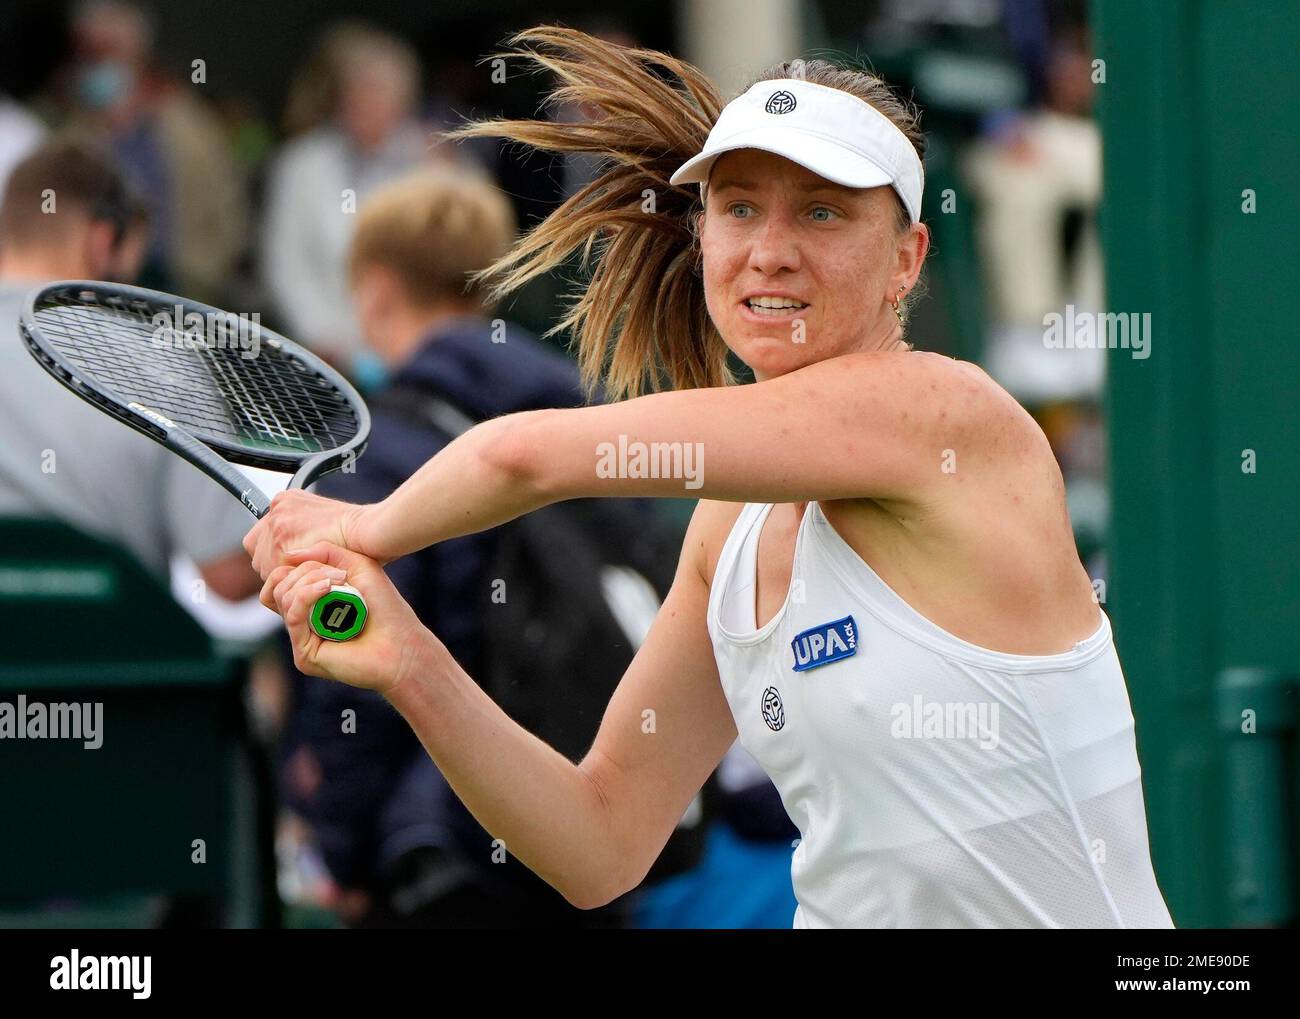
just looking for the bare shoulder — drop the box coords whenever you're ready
[908,351,1054,459]
[909,350,1026,415]
[818,349,1037,438]
[833,351,1058,522]
[898,355,1067,533]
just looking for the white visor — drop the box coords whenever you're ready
[670,78,924,223]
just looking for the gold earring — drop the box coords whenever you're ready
[891,286,905,323]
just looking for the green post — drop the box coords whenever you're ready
[1214,669,1293,926]
[1091,0,1300,926]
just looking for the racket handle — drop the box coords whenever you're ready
[310,584,368,642]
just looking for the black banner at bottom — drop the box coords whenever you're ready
[0,928,1290,1007]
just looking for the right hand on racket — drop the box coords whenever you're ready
[263,540,434,694]
[245,490,383,581]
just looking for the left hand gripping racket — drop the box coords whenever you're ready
[20,280,371,642]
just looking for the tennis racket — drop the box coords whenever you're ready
[20,280,371,642]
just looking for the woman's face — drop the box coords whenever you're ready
[699,148,926,380]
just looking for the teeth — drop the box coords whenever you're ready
[747,295,806,310]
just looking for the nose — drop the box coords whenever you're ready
[747,209,802,276]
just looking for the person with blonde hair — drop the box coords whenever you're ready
[247,27,1173,929]
[347,166,518,374]
[282,165,648,927]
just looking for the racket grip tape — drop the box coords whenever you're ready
[309,583,368,642]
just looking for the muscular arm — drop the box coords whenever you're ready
[348,351,1016,562]
[378,502,737,907]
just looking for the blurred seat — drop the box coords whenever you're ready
[0,518,275,927]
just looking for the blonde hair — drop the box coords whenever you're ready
[348,167,517,310]
[443,26,926,400]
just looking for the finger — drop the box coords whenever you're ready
[260,563,296,612]
[284,574,335,631]
[246,519,266,576]
[284,576,334,677]
[273,561,347,615]
[253,514,285,575]
[282,540,371,572]
[254,527,279,582]
[271,561,318,613]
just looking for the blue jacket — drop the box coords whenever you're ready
[281,317,585,888]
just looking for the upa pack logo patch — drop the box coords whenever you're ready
[791,615,858,672]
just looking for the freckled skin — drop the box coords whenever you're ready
[693,150,1098,653]
[698,149,928,379]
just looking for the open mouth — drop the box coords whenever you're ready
[743,296,809,317]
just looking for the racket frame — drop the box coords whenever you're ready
[19,280,371,520]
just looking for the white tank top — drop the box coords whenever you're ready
[706,501,1174,929]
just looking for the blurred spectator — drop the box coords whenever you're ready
[277,166,643,927]
[261,23,459,376]
[0,137,259,601]
[964,33,1104,404]
[106,174,150,280]
[57,0,249,303]
[964,31,1108,577]
[0,92,46,196]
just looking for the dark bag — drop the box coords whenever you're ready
[373,383,710,884]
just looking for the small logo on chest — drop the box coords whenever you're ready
[761,687,785,731]
[791,615,858,672]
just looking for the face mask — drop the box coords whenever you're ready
[351,349,391,394]
[75,61,133,111]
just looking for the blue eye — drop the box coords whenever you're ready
[810,207,838,222]
[729,203,753,219]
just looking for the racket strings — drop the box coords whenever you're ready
[198,341,348,453]
[32,292,361,456]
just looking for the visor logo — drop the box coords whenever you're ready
[765,90,797,114]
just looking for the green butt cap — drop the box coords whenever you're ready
[310,584,368,642]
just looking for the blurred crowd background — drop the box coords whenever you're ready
[0,0,1110,928]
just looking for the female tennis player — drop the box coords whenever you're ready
[247,27,1173,928]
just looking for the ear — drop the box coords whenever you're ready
[892,221,930,296]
